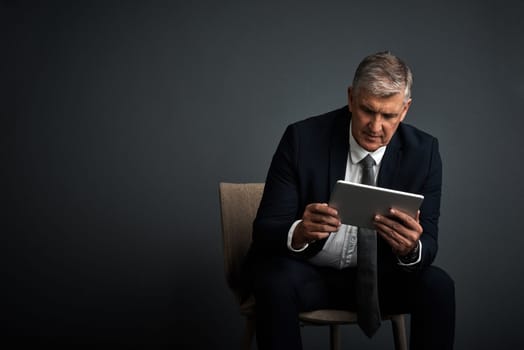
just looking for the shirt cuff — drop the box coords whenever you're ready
[287,220,309,252]
[397,240,422,266]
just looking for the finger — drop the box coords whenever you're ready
[304,222,340,234]
[388,208,415,225]
[388,208,420,230]
[374,214,420,241]
[374,214,408,236]
[295,222,332,245]
[374,222,411,247]
[376,228,402,251]
[376,225,415,256]
[308,213,341,226]
[374,213,396,227]
[308,203,339,218]
[303,217,339,231]
[375,220,419,255]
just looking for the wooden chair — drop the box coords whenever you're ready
[218,182,408,350]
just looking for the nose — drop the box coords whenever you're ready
[368,115,382,134]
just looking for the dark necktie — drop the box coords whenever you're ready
[356,154,381,337]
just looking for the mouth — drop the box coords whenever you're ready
[364,133,382,140]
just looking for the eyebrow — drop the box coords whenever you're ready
[360,103,400,117]
[360,103,375,112]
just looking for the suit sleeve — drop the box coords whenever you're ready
[252,125,302,255]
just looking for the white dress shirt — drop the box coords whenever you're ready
[286,121,422,269]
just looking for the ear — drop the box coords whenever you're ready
[399,98,412,122]
[348,87,353,112]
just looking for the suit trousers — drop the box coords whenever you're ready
[253,255,455,350]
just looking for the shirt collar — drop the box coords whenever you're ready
[349,120,387,166]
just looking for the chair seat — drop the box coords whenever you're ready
[240,295,402,326]
[241,296,357,324]
[299,309,357,324]
[240,296,357,324]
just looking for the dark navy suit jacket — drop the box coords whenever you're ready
[252,106,442,273]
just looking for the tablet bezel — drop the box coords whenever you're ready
[328,180,424,229]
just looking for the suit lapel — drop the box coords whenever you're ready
[377,130,402,188]
[328,108,350,194]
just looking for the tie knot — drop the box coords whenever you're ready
[360,154,375,168]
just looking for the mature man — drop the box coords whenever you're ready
[249,52,455,350]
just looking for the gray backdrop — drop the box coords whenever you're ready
[5,0,524,348]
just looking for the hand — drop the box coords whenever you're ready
[292,203,341,249]
[374,209,422,257]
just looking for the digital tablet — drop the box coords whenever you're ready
[328,180,424,229]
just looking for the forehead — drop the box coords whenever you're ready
[355,89,406,114]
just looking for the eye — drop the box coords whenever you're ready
[362,106,374,115]
[383,113,396,119]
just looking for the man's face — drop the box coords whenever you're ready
[348,87,412,152]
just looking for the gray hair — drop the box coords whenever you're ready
[352,51,413,101]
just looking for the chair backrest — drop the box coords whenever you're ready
[218,182,264,301]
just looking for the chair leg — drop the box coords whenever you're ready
[243,317,255,350]
[391,314,408,350]
[329,324,341,350]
